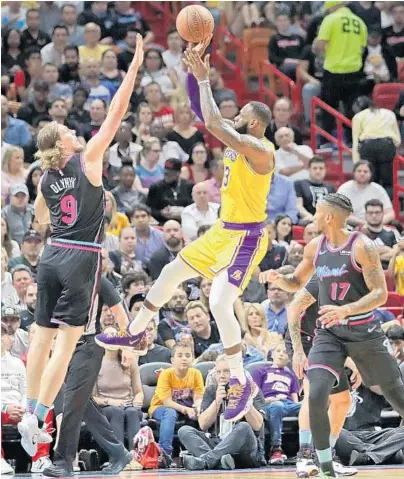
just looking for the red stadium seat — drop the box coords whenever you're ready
[292,225,304,240]
[385,292,404,307]
[373,83,403,111]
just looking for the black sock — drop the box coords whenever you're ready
[321,460,336,476]
[37,419,44,429]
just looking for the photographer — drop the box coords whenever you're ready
[178,355,266,470]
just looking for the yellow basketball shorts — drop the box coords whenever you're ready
[178,220,268,291]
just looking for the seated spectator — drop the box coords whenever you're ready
[362,199,400,269]
[163,29,185,81]
[2,183,34,244]
[111,165,146,214]
[244,303,282,359]
[100,49,125,98]
[41,25,69,68]
[110,1,154,46]
[181,183,220,242]
[146,220,184,281]
[265,97,303,147]
[60,4,84,46]
[287,243,304,268]
[252,343,301,465]
[93,328,143,448]
[1,146,26,202]
[1,247,18,307]
[275,127,314,181]
[274,214,293,249]
[104,191,130,237]
[219,98,239,121]
[349,1,381,29]
[1,28,25,77]
[40,64,73,105]
[131,102,154,146]
[266,173,299,223]
[335,383,404,466]
[19,282,36,332]
[205,158,224,204]
[78,23,108,63]
[100,248,122,295]
[47,98,84,145]
[269,12,304,80]
[1,217,20,259]
[158,285,189,349]
[2,3,27,31]
[303,222,318,244]
[135,138,164,190]
[20,8,51,51]
[67,85,91,125]
[179,354,265,471]
[137,317,171,366]
[129,204,165,263]
[8,265,32,312]
[181,143,211,184]
[38,2,61,38]
[82,99,107,142]
[117,27,138,72]
[149,342,204,458]
[351,97,400,199]
[337,160,395,227]
[83,60,111,107]
[144,82,175,132]
[166,105,205,156]
[77,1,113,42]
[362,27,397,91]
[295,156,336,225]
[261,279,289,335]
[58,46,81,88]
[258,223,288,273]
[30,215,50,244]
[17,80,50,126]
[8,230,43,278]
[2,305,29,358]
[140,49,174,99]
[388,235,404,296]
[109,227,143,276]
[102,149,119,192]
[13,46,44,102]
[1,96,31,147]
[198,277,213,319]
[382,2,404,59]
[102,214,119,252]
[147,159,193,225]
[185,301,220,358]
[209,66,237,106]
[122,271,147,306]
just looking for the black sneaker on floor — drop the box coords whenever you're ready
[182,455,207,471]
[103,452,132,474]
[349,450,373,466]
[42,464,74,477]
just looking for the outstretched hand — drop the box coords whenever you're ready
[183,39,211,81]
[130,34,144,69]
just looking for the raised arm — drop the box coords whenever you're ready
[84,34,144,186]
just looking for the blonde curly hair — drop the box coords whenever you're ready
[35,121,63,170]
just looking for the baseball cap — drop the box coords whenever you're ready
[129,293,146,312]
[1,305,19,319]
[368,26,382,37]
[164,158,182,172]
[10,183,29,196]
[33,80,50,91]
[22,230,42,243]
[324,1,345,10]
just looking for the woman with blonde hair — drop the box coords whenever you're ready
[104,190,130,237]
[243,303,283,359]
[166,104,204,155]
[1,146,26,201]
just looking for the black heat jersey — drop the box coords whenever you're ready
[41,153,104,244]
[314,231,371,318]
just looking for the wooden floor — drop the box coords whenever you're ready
[14,465,404,478]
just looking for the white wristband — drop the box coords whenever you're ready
[198,80,210,86]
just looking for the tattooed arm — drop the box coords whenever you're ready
[288,288,316,354]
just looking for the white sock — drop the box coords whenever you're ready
[227,351,246,385]
[128,305,156,335]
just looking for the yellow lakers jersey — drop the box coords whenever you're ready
[220,138,274,223]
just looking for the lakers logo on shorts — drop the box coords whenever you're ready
[230,270,243,281]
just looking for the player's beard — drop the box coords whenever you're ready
[235,123,248,135]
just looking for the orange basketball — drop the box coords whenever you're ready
[176,5,214,43]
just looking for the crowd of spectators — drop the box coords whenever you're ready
[1,0,403,475]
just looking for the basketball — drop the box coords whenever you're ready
[176,5,214,43]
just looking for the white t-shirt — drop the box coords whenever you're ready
[275,145,314,181]
[337,181,393,220]
[181,202,220,241]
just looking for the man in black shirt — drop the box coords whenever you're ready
[178,355,266,470]
[67,85,91,126]
[118,27,138,72]
[77,1,113,40]
[138,318,171,366]
[17,80,50,126]
[362,199,400,269]
[258,224,288,273]
[382,3,404,59]
[147,158,194,225]
[185,301,221,359]
[295,156,335,225]
[269,13,304,80]
[265,97,303,147]
[19,283,37,331]
[157,286,189,349]
[48,98,84,143]
[21,8,51,50]
[8,230,43,279]
[81,99,107,143]
[110,2,153,44]
[58,46,80,87]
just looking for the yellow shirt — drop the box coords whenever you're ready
[395,256,404,296]
[220,138,274,224]
[352,108,402,163]
[149,367,205,416]
[79,44,109,63]
[318,7,367,74]
[107,212,130,237]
